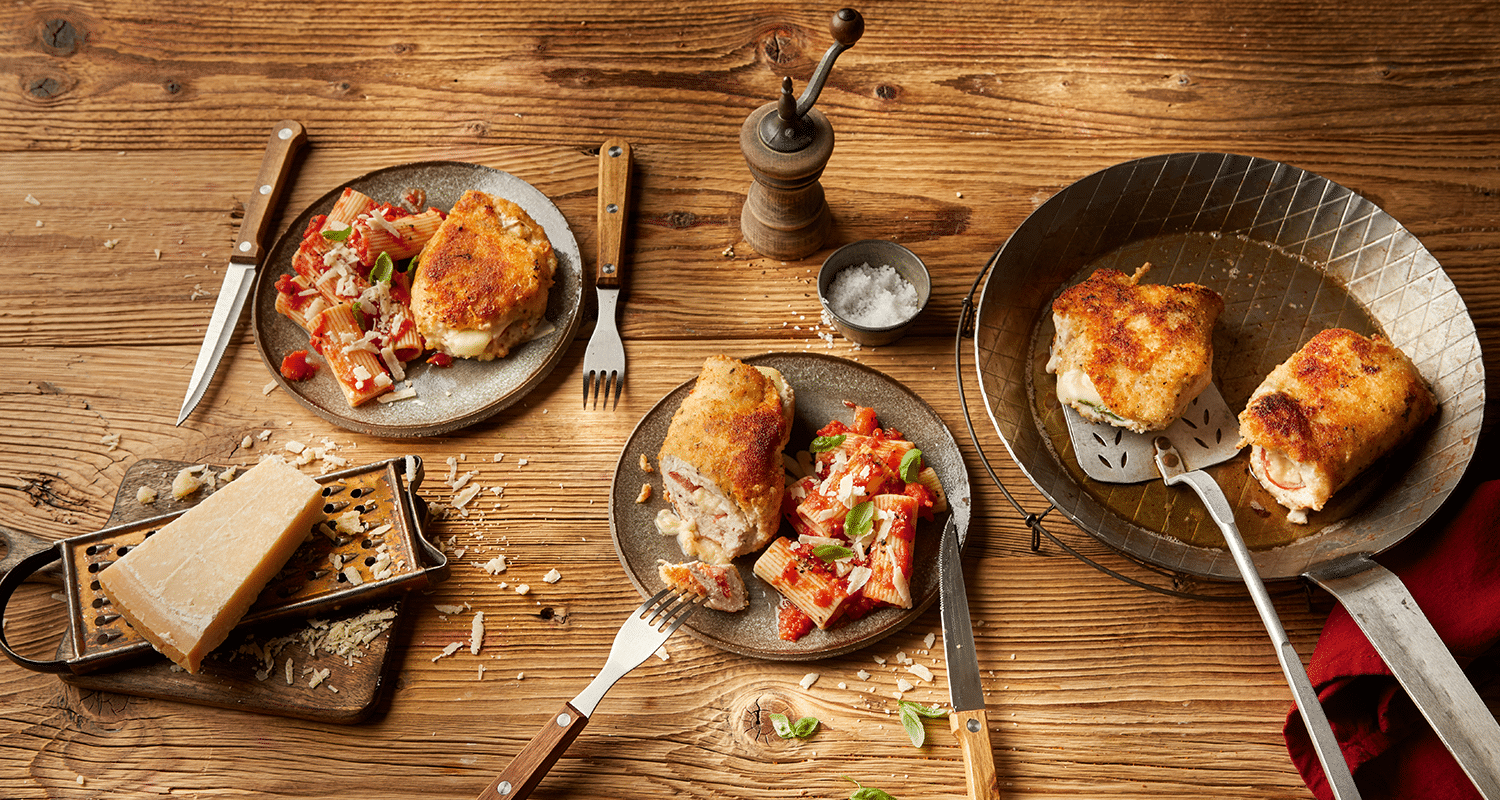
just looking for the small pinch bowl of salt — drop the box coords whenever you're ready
[817,240,931,347]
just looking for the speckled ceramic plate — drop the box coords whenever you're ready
[252,161,583,438]
[610,353,973,661]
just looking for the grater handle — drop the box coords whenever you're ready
[0,523,63,580]
[0,545,73,673]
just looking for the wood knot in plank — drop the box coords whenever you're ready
[759,28,801,66]
[26,72,75,101]
[730,689,797,747]
[41,18,83,55]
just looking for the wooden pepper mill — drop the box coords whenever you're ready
[740,8,864,261]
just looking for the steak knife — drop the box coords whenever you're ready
[176,120,306,425]
[939,514,1001,799]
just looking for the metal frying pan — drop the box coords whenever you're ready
[972,153,1496,791]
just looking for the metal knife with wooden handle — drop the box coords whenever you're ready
[939,515,1002,799]
[176,120,306,425]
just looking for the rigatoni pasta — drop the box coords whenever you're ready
[752,403,944,642]
[273,187,445,407]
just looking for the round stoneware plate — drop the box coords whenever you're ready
[252,161,583,438]
[610,352,973,661]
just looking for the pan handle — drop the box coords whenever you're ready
[0,544,74,673]
[1308,555,1500,798]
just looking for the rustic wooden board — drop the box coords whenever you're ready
[55,459,412,724]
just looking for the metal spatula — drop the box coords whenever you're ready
[1063,385,1362,800]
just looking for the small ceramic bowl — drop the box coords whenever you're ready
[817,240,931,347]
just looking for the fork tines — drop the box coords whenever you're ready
[584,369,622,410]
[637,588,704,633]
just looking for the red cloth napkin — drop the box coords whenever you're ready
[1285,479,1500,800]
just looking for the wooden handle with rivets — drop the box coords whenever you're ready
[233,120,305,264]
[596,138,632,289]
[951,708,1001,800]
[475,702,590,800]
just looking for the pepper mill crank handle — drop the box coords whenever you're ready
[794,8,865,117]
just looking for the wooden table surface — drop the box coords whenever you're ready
[3,1,1498,798]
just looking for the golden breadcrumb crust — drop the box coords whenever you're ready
[1050,264,1224,430]
[1238,328,1436,498]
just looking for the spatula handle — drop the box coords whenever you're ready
[475,702,590,800]
[595,138,632,290]
[950,708,1001,799]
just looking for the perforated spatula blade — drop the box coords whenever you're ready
[1063,382,1242,484]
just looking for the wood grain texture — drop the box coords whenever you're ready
[2,0,1499,798]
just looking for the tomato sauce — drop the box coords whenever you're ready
[279,350,318,381]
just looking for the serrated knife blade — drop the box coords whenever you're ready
[176,120,306,425]
[939,514,1001,800]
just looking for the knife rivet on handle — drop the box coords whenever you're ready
[555,713,572,727]
[496,781,513,797]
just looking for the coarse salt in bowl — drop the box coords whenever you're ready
[817,240,931,346]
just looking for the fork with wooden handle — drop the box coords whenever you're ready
[475,588,699,800]
[581,138,632,409]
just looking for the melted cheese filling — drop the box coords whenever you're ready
[445,329,493,358]
[1260,446,1309,490]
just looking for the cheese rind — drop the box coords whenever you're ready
[99,457,325,673]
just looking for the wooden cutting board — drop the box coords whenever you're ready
[56,459,416,724]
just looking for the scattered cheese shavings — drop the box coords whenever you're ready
[469,612,485,655]
[896,678,915,693]
[516,458,529,466]
[482,555,507,575]
[856,669,871,681]
[171,466,205,499]
[309,668,331,689]
[103,238,120,249]
[136,486,157,504]
[542,569,561,584]
[101,432,121,451]
[800,673,820,690]
[432,641,463,662]
[434,604,464,615]
[341,565,363,586]
[514,584,531,595]
[262,380,278,395]
[24,194,41,206]
[655,645,670,661]
[923,632,937,649]
[906,664,934,683]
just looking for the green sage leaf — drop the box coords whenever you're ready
[812,543,855,563]
[844,501,874,542]
[370,251,395,284]
[898,448,923,483]
[769,712,819,739]
[809,434,846,453]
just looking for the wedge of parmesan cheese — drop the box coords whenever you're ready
[98,457,325,673]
